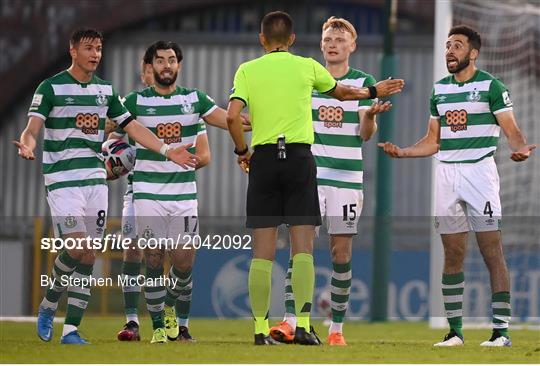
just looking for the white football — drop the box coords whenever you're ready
[102,139,135,180]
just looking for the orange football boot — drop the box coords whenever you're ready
[269,321,295,343]
[328,332,347,346]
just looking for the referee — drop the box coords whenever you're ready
[226,11,404,345]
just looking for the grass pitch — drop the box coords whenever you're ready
[1,318,539,363]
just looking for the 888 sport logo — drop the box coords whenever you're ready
[75,113,100,135]
[445,109,468,133]
[156,122,182,144]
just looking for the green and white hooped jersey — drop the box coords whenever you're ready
[430,69,513,163]
[123,86,214,202]
[312,68,376,190]
[28,70,132,191]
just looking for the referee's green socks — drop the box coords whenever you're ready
[292,253,315,330]
[249,258,273,335]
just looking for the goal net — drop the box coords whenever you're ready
[431,0,540,328]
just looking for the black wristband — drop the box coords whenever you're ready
[368,85,377,99]
[234,145,249,155]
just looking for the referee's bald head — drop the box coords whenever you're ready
[261,11,293,45]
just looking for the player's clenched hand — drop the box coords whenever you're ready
[510,144,536,162]
[365,100,392,118]
[377,141,404,158]
[237,151,251,173]
[13,140,35,160]
[167,143,200,169]
[374,78,405,97]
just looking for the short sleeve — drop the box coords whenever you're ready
[122,92,137,117]
[489,78,513,114]
[196,90,218,117]
[229,65,248,106]
[358,74,377,109]
[429,88,440,119]
[312,59,337,94]
[197,119,207,136]
[108,88,133,128]
[28,80,54,120]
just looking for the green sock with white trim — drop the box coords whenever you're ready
[64,263,93,334]
[442,272,464,338]
[492,291,511,338]
[43,251,80,308]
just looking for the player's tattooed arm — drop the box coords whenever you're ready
[13,116,44,160]
[496,110,536,162]
[378,117,440,158]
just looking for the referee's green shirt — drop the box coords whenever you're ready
[230,51,337,147]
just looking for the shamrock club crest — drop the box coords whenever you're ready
[466,88,481,103]
[180,101,194,114]
[64,216,77,229]
[95,91,107,106]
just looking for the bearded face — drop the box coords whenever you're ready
[152,49,179,87]
[446,50,472,74]
[445,34,477,75]
[153,67,177,87]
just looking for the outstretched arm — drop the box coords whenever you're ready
[378,117,440,158]
[123,120,199,169]
[329,78,405,101]
[13,116,44,160]
[358,100,392,141]
[203,107,228,130]
[496,110,536,162]
[204,107,251,131]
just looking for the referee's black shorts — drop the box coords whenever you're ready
[246,143,321,228]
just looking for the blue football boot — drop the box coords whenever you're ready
[60,330,90,345]
[37,305,56,341]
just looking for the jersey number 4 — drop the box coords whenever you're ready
[483,201,494,218]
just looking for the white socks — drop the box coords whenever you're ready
[62,324,77,337]
[40,298,58,310]
[126,314,139,325]
[178,318,189,328]
[329,321,343,334]
[284,313,297,329]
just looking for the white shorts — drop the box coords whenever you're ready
[121,193,137,239]
[318,185,363,235]
[434,156,502,234]
[134,199,198,249]
[47,185,108,238]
